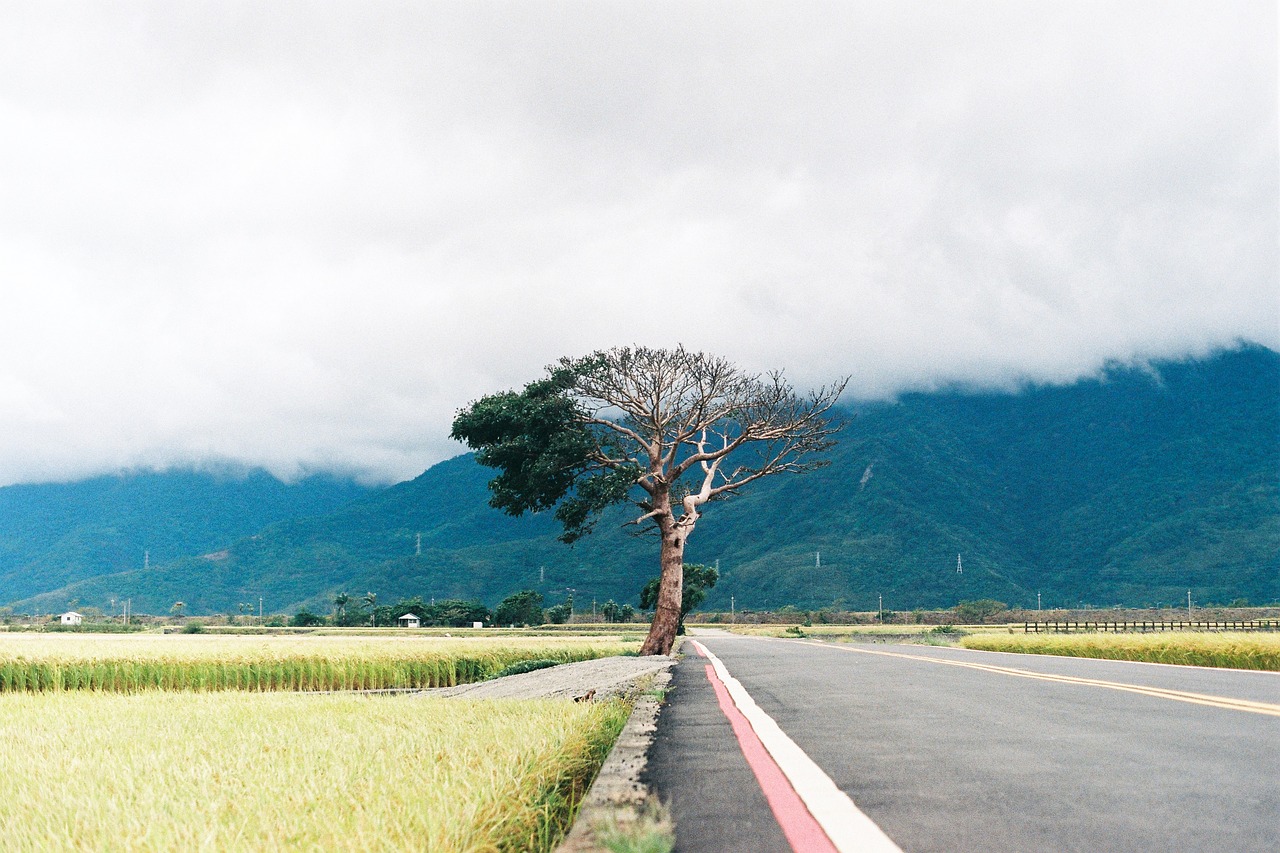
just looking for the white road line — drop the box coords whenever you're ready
[690,639,903,853]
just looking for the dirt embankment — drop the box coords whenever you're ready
[419,654,676,701]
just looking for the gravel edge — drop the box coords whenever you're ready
[556,660,676,852]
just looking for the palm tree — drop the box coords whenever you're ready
[333,592,350,623]
[363,592,377,627]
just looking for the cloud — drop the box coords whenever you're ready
[0,1,1273,485]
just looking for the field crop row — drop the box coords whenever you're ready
[960,632,1280,670]
[0,635,636,693]
[0,691,629,851]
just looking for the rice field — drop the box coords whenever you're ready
[0,690,630,851]
[960,631,1280,671]
[0,634,636,693]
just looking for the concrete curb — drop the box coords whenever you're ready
[556,658,676,852]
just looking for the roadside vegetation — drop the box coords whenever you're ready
[961,632,1280,671]
[0,690,628,851]
[0,634,635,693]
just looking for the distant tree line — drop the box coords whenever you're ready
[291,564,724,629]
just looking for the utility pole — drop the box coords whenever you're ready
[1188,589,1192,619]
[878,594,883,623]
[815,551,821,569]
[730,595,735,623]
[259,597,263,621]
[957,554,963,574]
[1037,592,1041,613]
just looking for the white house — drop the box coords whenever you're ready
[60,611,84,626]
[397,613,421,628]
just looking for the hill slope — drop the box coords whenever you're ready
[13,344,1279,615]
[0,470,371,608]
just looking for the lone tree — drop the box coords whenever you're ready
[451,345,846,655]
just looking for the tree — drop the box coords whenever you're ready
[954,599,1008,624]
[544,602,572,624]
[170,601,186,619]
[289,608,326,627]
[452,345,846,654]
[332,592,350,622]
[641,562,718,635]
[423,599,490,627]
[494,590,545,626]
[363,592,378,626]
[599,599,621,623]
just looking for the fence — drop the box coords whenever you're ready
[1023,620,1280,634]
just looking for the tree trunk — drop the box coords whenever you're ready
[639,517,685,655]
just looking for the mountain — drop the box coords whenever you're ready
[0,469,372,608]
[11,344,1279,615]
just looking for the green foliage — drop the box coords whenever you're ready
[953,600,1008,623]
[181,622,204,634]
[640,563,718,635]
[545,603,572,624]
[425,599,490,627]
[494,590,545,627]
[451,360,635,543]
[289,609,326,628]
[495,658,562,678]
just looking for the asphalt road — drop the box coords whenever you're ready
[644,634,1280,852]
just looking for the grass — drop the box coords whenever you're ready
[0,690,629,851]
[192,625,652,638]
[960,632,1280,671]
[594,799,675,853]
[0,634,636,693]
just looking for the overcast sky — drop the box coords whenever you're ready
[0,1,1275,486]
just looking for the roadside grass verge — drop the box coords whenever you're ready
[0,690,628,851]
[0,634,636,693]
[192,625,651,638]
[960,632,1280,671]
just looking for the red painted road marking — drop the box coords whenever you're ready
[701,662,839,853]
[691,639,903,853]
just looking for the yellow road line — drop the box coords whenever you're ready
[792,641,1280,718]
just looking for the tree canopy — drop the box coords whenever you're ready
[452,345,846,654]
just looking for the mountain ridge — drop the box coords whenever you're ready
[8,343,1278,615]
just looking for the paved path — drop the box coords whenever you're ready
[644,635,1280,852]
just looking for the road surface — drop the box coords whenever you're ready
[644,634,1279,852]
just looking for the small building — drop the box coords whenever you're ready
[397,613,421,628]
[60,611,84,626]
